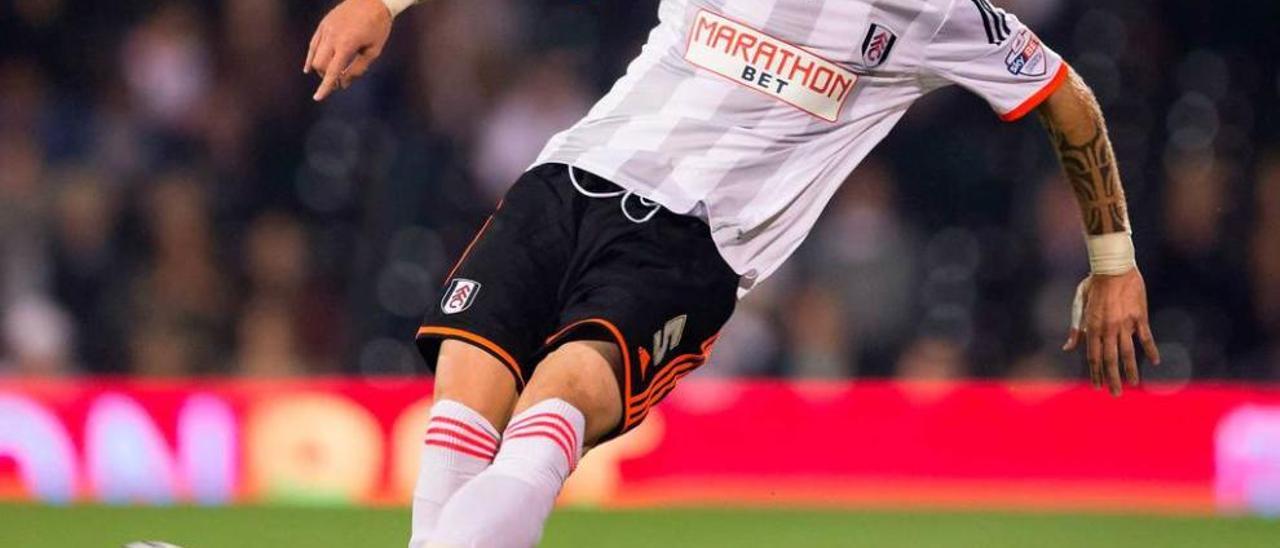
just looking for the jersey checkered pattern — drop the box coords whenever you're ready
[535,0,1065,294]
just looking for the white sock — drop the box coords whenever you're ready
[429,398,585,548]
[408,400,501,548]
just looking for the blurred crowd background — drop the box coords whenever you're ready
[1,0,1277,382]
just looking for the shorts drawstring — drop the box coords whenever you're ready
[568,166,661,224]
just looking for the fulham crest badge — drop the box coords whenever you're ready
[441,278,481,315]
[860,23,898,68]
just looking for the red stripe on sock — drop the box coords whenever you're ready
[507,412,579,450]
[425,426,498,455]
[506,419,576,456]
[504,431,574,469]
[431,417,499,447]
[424,438,494,461]
[505,422,577,469]
[507,411,551,430]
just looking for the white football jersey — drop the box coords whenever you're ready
[534,0,1066,294]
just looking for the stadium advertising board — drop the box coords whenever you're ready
[2,379,1278,515]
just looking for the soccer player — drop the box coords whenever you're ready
[304,0,1161,546]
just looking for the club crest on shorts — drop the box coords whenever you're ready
[860,23,898,68]
[441,278,481,315]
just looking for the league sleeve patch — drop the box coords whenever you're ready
[1005,29,1047,77]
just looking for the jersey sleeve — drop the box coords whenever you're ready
[921,0,1069,122]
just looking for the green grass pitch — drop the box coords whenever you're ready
[3,504,1277,547]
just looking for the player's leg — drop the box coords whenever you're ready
[431,339,520,427]
[510,341,623,442]
[408,166,579,546]
[427,168,740,547]
[428,340,622,548]
[408,340,518,548]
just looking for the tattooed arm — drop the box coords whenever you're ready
[1036,67,1160,395]
[1037,70,1129,236]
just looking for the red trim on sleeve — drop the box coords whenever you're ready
[999,62,1070,122]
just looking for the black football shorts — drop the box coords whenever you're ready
[416,163,739,439]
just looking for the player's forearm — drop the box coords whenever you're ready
[1037,68,1135,274]
[1037,68,1128,236]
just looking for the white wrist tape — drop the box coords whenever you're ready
[381,0,418,18]
[1086,232,1136,275]
[1070,277,1091,331]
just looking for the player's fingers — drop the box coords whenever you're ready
[305,27,323,74]
[315,43,359,101]
[315,70,339,101]
[1087,331,1103,389]
[1120,328,1139,386]
[1062,327,1080,351]
[1070,278,1088,326]
[1065,278,1090,352]
[1103,330,1122,396]
[1139,321,1161,365]
[340,53,374,89]
[311,40,335,78]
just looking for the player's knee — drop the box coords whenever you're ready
[539,342,620,395]
[433,339,518,429]
[518,341,623,443]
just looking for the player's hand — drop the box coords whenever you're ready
[1062,268,1160,396]
[303,0,393,101]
